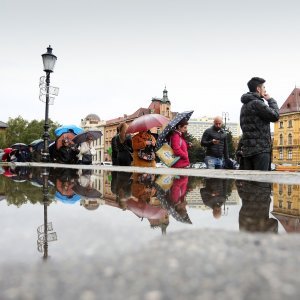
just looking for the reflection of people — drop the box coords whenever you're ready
[201,116,228,169]
[169,119,190,168]
[200,178,229,219]
[132,131,156,167]
[116,123,133,166]
[240,77,279,170]
[237,180,278,233]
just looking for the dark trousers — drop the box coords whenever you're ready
[242,152,270,171]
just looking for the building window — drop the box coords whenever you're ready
[279,148,283,160]
[279,184,283,195]
[279,200,283,208]
[279,134,283,145]
[288,133,292,145]
[287,185,292,196]
[288,120,293,128]
[287,201,292,209]
[279,121,283,128]
[288,149,292,160]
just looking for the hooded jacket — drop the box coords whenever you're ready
[240,92,279,157]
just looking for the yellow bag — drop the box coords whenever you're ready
[155,174,175,191]
[155,143,180,167]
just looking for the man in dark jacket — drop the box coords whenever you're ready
[201,116,228,169]
[240,77,279,170]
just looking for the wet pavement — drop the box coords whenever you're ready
[1,164,300,299]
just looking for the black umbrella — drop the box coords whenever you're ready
[156,110,194,149]
[72,130,103,144]
[155,183,192,224]
[11,143,28,151]
[72,184,102,198]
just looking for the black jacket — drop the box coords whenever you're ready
[201,126,228,158]
[240,93,279,157]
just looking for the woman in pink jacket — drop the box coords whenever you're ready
[169,119,190,168]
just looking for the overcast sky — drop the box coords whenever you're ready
[1,0,300,126]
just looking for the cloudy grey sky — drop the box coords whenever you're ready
[1,0,300,125]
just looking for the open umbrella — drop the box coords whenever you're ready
[72,184,102,198]
[54,124,84,137]
[126,114,169,134]
[126,198,168,220]
[55,192,81,204]
[11,143,29,151]
[72,130,103,144]
[156,110,194,149]
[29,139,47,151]
[56,132,76,149]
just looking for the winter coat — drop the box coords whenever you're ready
[170,176,188,203]
[201,126,228,159]
[116,135,133,166]
[240,92,279,157]
[132,131,156,167]
[170,130,190,168]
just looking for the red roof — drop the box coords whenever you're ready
[106,107,151,125]
[279,88,300,114]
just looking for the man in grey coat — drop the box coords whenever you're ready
[240,77,279,170]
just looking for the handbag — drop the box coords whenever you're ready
[82,153,92,164]
[155,143,180,167]
[138,146,155,161]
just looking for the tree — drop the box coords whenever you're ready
[4,116,60,146]
[185,133,206,163]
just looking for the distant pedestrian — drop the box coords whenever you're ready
[78,135,96,165]
[116,122,133,166]
[201,116,228,169]
[111,126,120,165]
[240,77,279,170]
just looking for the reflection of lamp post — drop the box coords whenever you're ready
[37,167,57,259]
[222,112,229,130]
[41,46,57,162]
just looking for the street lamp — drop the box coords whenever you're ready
[41,45,57,162]
[222,112,229,130]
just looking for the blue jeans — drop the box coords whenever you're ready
[204,156,224,169]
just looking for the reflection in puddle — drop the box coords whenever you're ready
[1,165,300,259]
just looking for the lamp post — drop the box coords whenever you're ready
[41,46,57,162]
[222,112,229,130]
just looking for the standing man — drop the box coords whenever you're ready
[240,77,279,170]
[201,116,228,169]
[111,126,120,165]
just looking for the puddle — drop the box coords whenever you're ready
[0,165,299,263]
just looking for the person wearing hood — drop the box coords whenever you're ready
[240,77,279,170]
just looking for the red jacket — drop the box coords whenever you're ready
[170,131,190,168]
[170,176,188,203]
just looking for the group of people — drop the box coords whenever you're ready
[111,120,191,169]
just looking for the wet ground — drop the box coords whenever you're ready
[1,164,300,299]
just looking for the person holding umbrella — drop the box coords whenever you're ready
[77,134,96,165]
[115,122,133,166]
[169,119,191,168]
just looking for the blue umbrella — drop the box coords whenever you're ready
[55,191,81,204]
[54,125,84,137]
[156,110,194,149]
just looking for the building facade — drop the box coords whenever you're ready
[188,117,240,140]
[273,88,300,165]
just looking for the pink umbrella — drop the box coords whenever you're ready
[126,114,169,134]
[127,199,168,220]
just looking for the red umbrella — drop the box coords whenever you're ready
[126,114,169,134]
[56,132,76,149]
[127,198,168,220]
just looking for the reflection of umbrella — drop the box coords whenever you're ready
[56,132,76,149]
[11,143,28,151]
[55,191,81,204]
[155,183,192,224]
[126,114,169,134]
[156,110,194,149]
[127,198,167,219]
[54,124,84,137]
[56,178,75,196]
[72,184,102,198]
[72,130,103,144]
